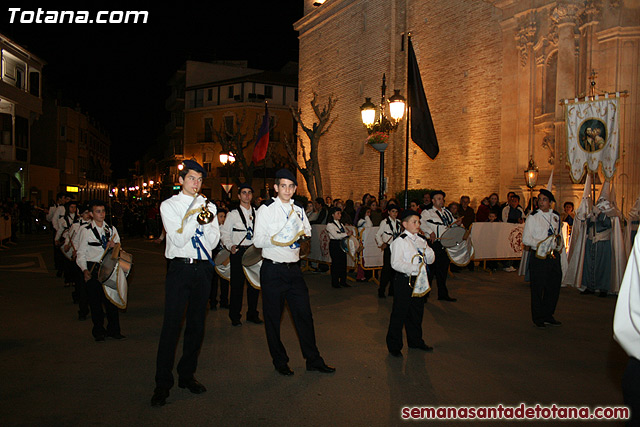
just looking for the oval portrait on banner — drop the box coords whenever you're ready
[578,119,607,153]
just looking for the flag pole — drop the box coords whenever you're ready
[403,33,411,209]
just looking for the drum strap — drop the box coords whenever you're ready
[90,224,111,249]
[236,206,255,241]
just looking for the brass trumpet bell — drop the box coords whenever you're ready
[197,205,214,225]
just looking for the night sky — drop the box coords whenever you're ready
[1,2,303,178]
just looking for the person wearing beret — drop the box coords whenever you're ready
[375,204,402,298]
[326,206,349,288]
[387,210,436,357]
[152,160,220,406]
[522,189,564,328]
[253,169,335,376]
[420,190,461,302]
[220,183,262,325]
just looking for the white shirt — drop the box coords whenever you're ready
[50,205,66,231]
[67,219,90,251]
[375,216,402,246]
[220,205,255,248]
[420,206,455,238]
[160,191,220,260]
[357,216,372,230]
[522,209,560,248]
[254,197,311,263]
[55,214,78,241]
[390,231,435,276]
[326,220,348,240]
[613,232,640,360]
[76,220,120,272]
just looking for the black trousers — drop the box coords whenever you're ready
[155,260,213,389]
[53,237,63,273]
[623,357,640,427]
[72,261,89,317]
[529,253,561,324]
[378,247,395,295]
[85,262,121,338]
[229,247,259,322]
[329,240,347,287]
[428,242,452,299]
[386,274,426,352]
[260,259,323,369]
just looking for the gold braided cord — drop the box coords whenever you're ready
[176,207,202,234]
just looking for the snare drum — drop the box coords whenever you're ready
[242,245,263,267]
[439,226,467,248]
[214,249,231,266]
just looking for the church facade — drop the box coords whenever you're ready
[294,0,639,213]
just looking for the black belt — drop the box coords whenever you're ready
[401,274,418,285]
[172,257,208,264]
[264,258,299,268]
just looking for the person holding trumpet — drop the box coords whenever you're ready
[151,160,220,407]
[253,169,335,376]
[387,210,436,357]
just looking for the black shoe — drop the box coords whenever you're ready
[389,350,402,357]
[378,291,386,298]
[306,363,336,373]
[409,343,434,352]
[438,296,457,302]
[246,316,263,325]
[580,288,594,295]
[95,334,106,342]
[231,320,242,327]
[598,291,608,298]
[341,283,351,288]
[78,312,88,321]
[544,319,562,326]
[210,305,217,311]
[178,378,206,394]
[151,387,169,407]
[107,332,127,340]
[276,365,294,376]
[534,322,546,328]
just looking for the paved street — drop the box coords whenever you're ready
[0,234,629,426]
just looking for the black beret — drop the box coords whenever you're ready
[182,159,207,178]
[328,206,342,217]
[275,169,297,185]
[400,209,420,221]
[430,190,446,199]
[238,183,253,193]
[538,188,556,203]
[387,204,399,212]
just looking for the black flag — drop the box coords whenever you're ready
[408,37,439,159]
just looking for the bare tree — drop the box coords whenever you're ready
[285,92,337,200]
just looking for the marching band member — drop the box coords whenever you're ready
[57,200,79,287]
[375,204,401,298]
[75,200,123,342]
[48,192,70,278]
[386,210,436,357]
[66,203,92,320]
[420,190,461,302]
[220,183,262,325]
[522,189,564,328]
[326,206,349,288]
[152,160,219,407]
[253,169,335,376]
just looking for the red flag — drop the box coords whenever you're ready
[252,103,270,164]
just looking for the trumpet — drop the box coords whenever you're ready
[197,194,215,225]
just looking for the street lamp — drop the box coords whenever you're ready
[360,74,405,202]
[219,151,236,199]
[524,157,539,211]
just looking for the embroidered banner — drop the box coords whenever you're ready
[565,98,620,182]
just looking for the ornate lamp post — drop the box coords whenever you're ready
[524,157,539,211]
[360,74,405,202]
